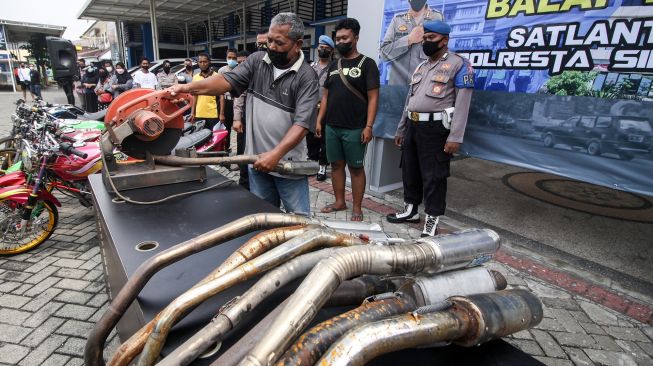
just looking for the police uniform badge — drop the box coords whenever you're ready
[433,85,443,94]
[442,63,452,70]
[398,25,408,32]
[349,67,361,78]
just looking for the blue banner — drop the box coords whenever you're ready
[377,0,653,196]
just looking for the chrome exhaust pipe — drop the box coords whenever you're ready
[157,247,343,366]
[107,225,317,366]
[85,213,312,366]
[318,289,543,366]
[278,267,506,366]
[153,155,319,176]
[240,229,501,366]
[134,229,368,366]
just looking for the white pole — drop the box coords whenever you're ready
[149,0,160,60]
[3,25,17,93]
[208,15,212,57]
[185,22,189,58]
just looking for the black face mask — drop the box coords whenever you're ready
[409,0,428,11]
[163,66,171,73]
[422,40,443,57]
[185,65,192,70]
[318,49,332,59]
[141,65,149,71]
[267,49,290,67]
[336,42,353,56]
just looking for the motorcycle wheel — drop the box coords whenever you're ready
[0,200,58,255]
[0,136,16,149]
[0,148,17,171]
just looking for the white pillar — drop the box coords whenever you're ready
[208,15,213,57]
[185,22,190,58]
[149,0,160,60]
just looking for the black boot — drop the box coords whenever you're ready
[386,203,419,223]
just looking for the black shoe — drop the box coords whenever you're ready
[316,165,327,181]
[420,215,439,237]
[386,203,420,223]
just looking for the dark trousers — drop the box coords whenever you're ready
[306,120,327,165]
[60,80,75,105]
[237,111,249,190]
[84,92,98,113]
[203,118,220,131]
[222,99,234,152]
[30,84,42,99]
[401,118,452,217]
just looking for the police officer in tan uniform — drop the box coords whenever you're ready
[380,0,442,86]
[387,20,475,237]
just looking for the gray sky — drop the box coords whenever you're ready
[2,0,95,40]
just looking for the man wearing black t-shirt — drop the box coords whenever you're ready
[316,18,380,221]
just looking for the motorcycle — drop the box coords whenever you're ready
[0,130,88,255]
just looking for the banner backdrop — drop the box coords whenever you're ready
[376,0,653,196]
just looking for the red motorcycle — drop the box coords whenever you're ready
[0,132,89,255]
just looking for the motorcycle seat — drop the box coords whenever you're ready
[82,109,108,121]
[174,128,212,150]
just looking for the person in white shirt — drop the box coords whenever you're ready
[17,63,33,100]
[132,57,158,90]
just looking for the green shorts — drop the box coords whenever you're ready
[325,125,366,168]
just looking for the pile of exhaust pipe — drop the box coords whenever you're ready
[84,213,543,366]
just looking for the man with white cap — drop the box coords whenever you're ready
[309,34,335,181]
[386,20,475,237]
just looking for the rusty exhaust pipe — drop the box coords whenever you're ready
[153,155,319,176]
[134,229,368,366]
[157,247,344,366]
[165,275,393,366]
[240,228,501,366]
[84,213,312,366]
[107,225,317,366]
[324,275,393,308]
[278,267,507,366]
[317,289,543,366]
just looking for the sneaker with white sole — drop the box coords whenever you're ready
[316,165,327,181]
[386,203,420,223]
[420,215,439,237]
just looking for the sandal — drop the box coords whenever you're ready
[350,212,364,222]
[321,203,347,214]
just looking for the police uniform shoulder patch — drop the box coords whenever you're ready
[454,58,475,89]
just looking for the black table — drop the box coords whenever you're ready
[89,171,542,366]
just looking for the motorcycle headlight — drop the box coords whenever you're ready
[21,150,32,172]
[20,142,35,172]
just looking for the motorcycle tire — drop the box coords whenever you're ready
[0,148,17,171]
[0,136,16,149]
[0,200,58,255]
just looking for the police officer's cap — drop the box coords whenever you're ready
[318,35,335,48]
[423,20,451,35]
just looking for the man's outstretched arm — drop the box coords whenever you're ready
[167,74,232,96]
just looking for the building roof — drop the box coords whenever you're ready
[78,0,256,24]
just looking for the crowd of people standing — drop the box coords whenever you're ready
[28,6,470,238]
[168,9,473,237]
